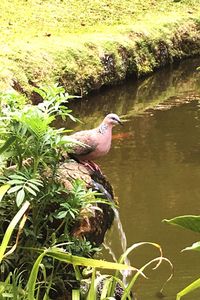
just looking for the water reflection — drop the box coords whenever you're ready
[67,58,200,299]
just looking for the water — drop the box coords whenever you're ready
[67,58,200,299]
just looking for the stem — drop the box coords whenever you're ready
[33,157,40,175]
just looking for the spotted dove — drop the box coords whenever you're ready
[68,113,122,162]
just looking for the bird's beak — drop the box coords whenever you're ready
[118,120,123,126]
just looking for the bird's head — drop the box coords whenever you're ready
[103,113,123,127]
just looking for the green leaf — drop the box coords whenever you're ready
[7,185,22,194]
[7,180,25,185]
[72,290,80,300]
[87,268,96,300]
[26,182,40,192]
[27,250,48,300]
[0,184,11,202]
[0,184,10,202]
[0,201,30,263]
[182,241,200,252]
[24,186,37,196]
[55,211,68,219]
[45,247,134,271]
[16,189,25,207]
[163,215,200,233]
[176,277,200,300]
[9,174,26,180]
[29,179,43,186]
[0,136,16,155]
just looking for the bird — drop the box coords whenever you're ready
[68,113,123,170]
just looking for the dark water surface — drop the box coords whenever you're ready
[68,59,200,299]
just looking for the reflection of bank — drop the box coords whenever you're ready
[68,58,200,132]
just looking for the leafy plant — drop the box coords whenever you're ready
[164,215,200,299]
[80,242,173,300]
[0,86,121,299]
[0,86,172,300]
[0,84,77,174]
[5,172,43,207]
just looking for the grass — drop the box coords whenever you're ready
[0,0,200,94]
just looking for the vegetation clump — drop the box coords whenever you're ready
[0,85,117,298]
[0,86,173,299]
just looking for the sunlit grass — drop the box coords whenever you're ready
[1,0,199,38]
[0,0,200,92]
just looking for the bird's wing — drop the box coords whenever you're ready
[69,130,98,157]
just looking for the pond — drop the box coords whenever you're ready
[68,58,200,300]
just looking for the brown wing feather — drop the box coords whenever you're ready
[69,130,98,157]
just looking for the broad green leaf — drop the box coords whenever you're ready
[163,215,200,233]
[0,136,16,155]
[0,201,30,262]
[0,184,11,202]
[176,277,200,300]
[182,242,200,252]
[16,189,25,207]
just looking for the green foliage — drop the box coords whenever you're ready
[80,242,172,300]
[176,278,200,300]
[0,87,131,299]
[0,201,30,263]
[0,85,78,174]
[55,180,103,223]
[164,215,200,299]
[163,215,200,233]
[0,87,171,299]
[0,87,105,298]
[6,172,43,207]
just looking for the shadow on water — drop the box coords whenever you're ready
[66,58,200,299]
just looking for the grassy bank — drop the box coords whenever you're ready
[1,0,200,96]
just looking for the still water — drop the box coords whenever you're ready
[68,58,200,299]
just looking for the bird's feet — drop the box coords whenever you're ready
[81,160,102,174]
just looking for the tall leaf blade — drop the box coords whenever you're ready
[27,251,47,300]
[0,136,16,155]
[72,289,80,300]
[0,201,30,262]
[45,248,134,270]
[0,184,11,202]
[163,215,200,233]
[86,268,96,300]
[176,277,200,300]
